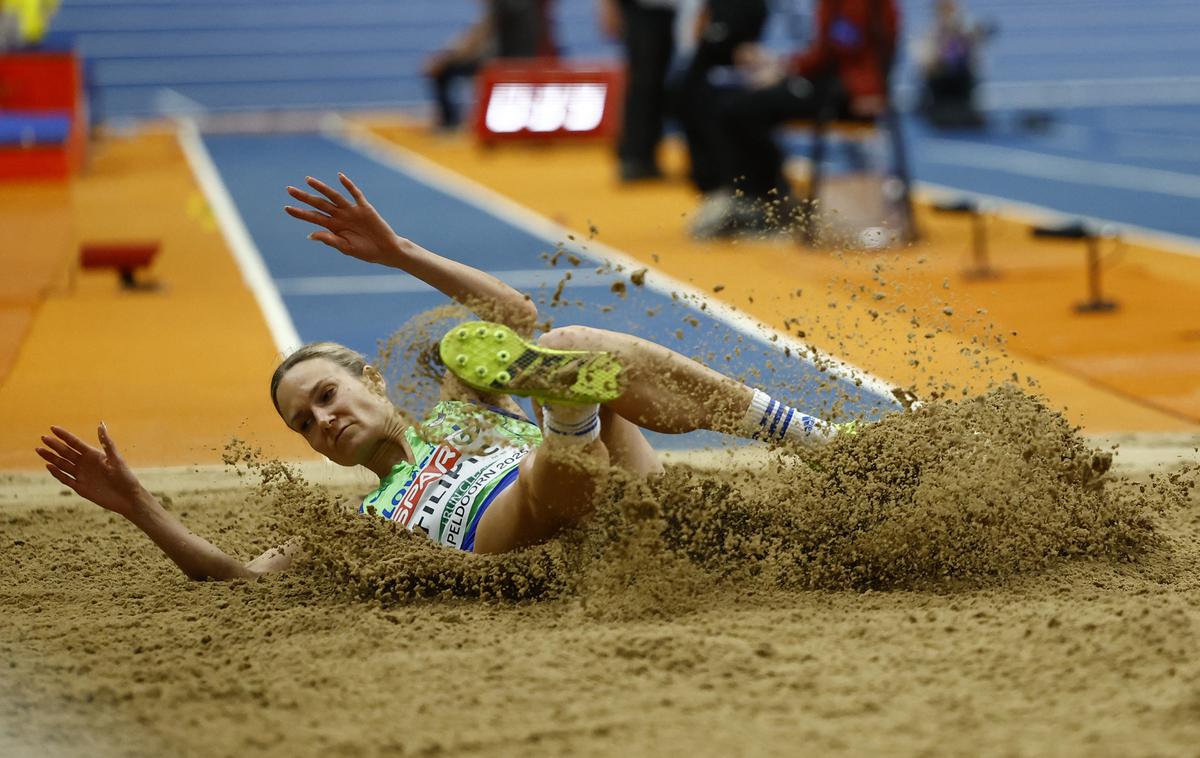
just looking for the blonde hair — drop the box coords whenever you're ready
[270,342,368,416]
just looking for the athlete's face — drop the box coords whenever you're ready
[275,358,392,466]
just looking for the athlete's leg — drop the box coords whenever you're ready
[537,325,752,435]
[471,437,611,554]
[443,320,840,455]
[528,401,661,476]
[472,405,662,553]
[537,325,841,444]
[467,322,802,552]
[598,406,665,475]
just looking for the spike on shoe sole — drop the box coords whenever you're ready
[439,321,624,405]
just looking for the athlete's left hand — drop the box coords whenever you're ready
[284,173,401,266]
[36,423,148,519]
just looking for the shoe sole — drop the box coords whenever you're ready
[439,321,624,405]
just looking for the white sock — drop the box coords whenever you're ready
[542,403,601,445]
[739,389,835,445]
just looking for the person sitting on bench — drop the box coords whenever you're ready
[915,0,993,130]
[688,0,899,240]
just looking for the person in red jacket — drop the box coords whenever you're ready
[689,0,899,240]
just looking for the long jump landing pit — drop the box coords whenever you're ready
[2,390,1199,756]
[3,123,1200,756]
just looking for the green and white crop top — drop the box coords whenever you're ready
[360,401,542,552]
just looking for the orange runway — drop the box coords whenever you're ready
[0,128,314,470]
[1,122,1198,471]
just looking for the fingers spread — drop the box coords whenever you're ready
[305,176,348,208]
[36,446,76,473]
[307,231,352,254]
[50,426,97,456]
[286,185,337,214]
[98,422,123,461]
[284,206,338,231]
[41,434,81,463]
[46,463,79,490]
[338,172,366,204]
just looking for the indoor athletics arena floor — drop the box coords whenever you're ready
[2,117,1199,756]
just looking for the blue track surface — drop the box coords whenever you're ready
[784,105,1200,240]
[906,108,1200,239]
[202,132,898,449]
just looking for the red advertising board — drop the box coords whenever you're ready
[473,59,624,145]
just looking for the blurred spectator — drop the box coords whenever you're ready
[915,0,992,129]
[672,0,771,201]
[424,0,557,130]
[599,0,678,182]
[0,0,59,51]
[688,0,898,239]
[0,7,19,52]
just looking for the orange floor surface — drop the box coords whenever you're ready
[0,182,74,386]
[0,129,316,470]
[2,122,1197,471]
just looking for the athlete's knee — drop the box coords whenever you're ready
[537,325,601,351]
[515,472,585,538]
[526,442,609,518]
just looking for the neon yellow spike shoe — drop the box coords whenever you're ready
[832,420,861,437]
[439,321,624,405]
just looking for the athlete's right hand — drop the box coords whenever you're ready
[284,173,401,267]
[37,423,147,520]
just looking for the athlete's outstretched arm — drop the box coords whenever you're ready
[284,173,538,334]
[36,424,301,582]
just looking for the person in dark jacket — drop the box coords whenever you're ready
[688,0,899,239]
[915,0,991,129]
[673,0,771,201]
[600,0,679,182]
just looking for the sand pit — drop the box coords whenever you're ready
[3,388,1199,757]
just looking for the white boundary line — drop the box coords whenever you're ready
[324,117,904,406]
[153,87,206,118]
[175,118,302,353]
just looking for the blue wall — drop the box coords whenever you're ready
[45,0,1200,238]
[49,0,1200,122]
[48,0,618,122]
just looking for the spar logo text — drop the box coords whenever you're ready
[390,445,461,527]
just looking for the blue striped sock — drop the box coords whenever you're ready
[740,389,834,445]
[542,403,601,444]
